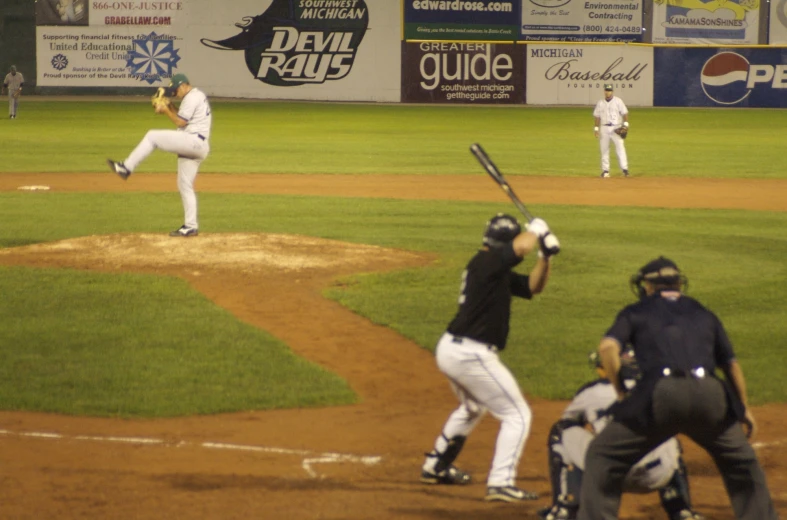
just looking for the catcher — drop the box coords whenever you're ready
[107,73,212,237]
[3,65,24,119]
[538,349,704,520]
[592,84,629,178]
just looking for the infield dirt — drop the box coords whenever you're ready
[0,174,784,520]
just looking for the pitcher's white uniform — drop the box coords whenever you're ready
[123,88,211,231]
[593,87,628,177]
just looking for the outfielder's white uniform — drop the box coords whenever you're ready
[556,380,679,491]
[124,88,211,230]
[3,71,24,118]
[593,95,628,174]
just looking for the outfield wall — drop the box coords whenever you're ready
[35,0,401,102]
[4,0,787,108]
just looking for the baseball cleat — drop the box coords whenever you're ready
[107,159,131,180]
[420,465,471,485]
[673,510,705,520]
[623,169,630,177]
[600,171,610,179]
[169,225,198,237]
[538,505,577,519]
[484,485,539,502]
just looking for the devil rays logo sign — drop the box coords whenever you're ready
[201,0,369,87]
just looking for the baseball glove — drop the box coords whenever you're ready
[151,87,171,110]
[615,126,628,139]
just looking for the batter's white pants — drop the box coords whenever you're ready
[431,333,533,487]
[124,130,209,230]
[556,426,679,491]
[598,126,628,173]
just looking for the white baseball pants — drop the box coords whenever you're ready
[557,426,679,491]
[598,126,628,172]
[8,94,19,117]
[124,130,209,230]
[432,333,533,487]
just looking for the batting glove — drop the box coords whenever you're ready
[539,232,561,258]
[527,218,550,238]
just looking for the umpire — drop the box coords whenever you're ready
[578,256,778,520]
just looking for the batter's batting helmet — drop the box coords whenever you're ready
[483,213,521,248]
[629,256,688,300]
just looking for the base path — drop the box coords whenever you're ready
[3,173,787,212]
[0,173,785,520]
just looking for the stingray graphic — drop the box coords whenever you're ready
[201,0,369,87]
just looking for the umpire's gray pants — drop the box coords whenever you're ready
[577,377,778,520]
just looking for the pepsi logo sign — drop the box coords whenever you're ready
[701,51,787,105]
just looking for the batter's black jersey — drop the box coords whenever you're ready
[605,292,736,375]
[446,243,532,350]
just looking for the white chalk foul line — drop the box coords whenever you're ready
[752,439,787,450]
[0,429,381,478]
[202,442,381,479]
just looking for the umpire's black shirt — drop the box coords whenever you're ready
[604,290,741,429]
[447,243,532,350]
[606,291,736,374]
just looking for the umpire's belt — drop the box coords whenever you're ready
[451,335,499,353]
[660,367,708,378]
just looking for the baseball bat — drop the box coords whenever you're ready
[470,143,534,222]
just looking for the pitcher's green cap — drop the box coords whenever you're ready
[170,73,189,88]
[604,84,613,91]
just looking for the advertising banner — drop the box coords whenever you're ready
[403,0,520,41]
[521,0,643,42]
[526,44,653,106]
[402,42,525,103]
[651,0,760,45]
[654,47,787,108]
[769,0,787,44]
[37,0,184,87]
[36,0,402,102]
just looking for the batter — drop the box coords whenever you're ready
[420,213,560,502]
[108,73,211,237]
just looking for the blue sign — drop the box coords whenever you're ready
[654,48,787,108]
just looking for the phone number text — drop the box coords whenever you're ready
[92,2,182,10]
[582,25,641,34]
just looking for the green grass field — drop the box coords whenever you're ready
[1,100,785,417]
[3,100,787,177]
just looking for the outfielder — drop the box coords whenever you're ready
[3,65,24,119]
[593,84,629,178]
[420,213,560,502]
[108,73,211,237]
[539,350,704,520]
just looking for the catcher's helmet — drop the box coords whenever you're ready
[589,347,641,386]
[483,213,521,248]
[629,256,688,300]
